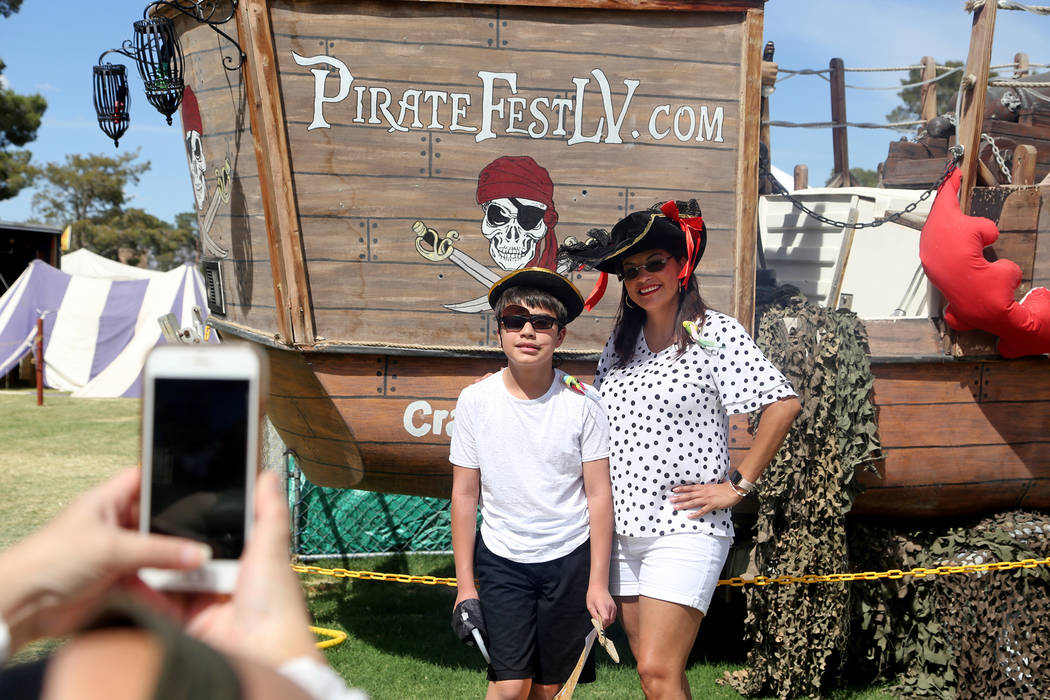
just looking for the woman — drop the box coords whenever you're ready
[559,201,801,700]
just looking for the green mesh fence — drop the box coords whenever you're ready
[288,459,459,557]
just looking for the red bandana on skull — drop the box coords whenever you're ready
[476,155,559,270]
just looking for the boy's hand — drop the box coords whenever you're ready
[586,585,616,628]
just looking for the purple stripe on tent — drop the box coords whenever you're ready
[169,271,186,319]
[121,368,144,398]
[89,278,149,380]
[0,261,72,380]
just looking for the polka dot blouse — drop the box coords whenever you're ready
[594,311,796,539]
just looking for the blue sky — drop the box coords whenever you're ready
[0,0,1044,226]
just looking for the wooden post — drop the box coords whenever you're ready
[732,7,764,333]
[236,0,317,347]
[828,58,852,187]
[793,164,808,190]
[957,0,998,214]
[1014,52,1029,78]
[760,41,777,168]
[918,56,938,122]
[1012,144,1037,186]
[35,317,43,406]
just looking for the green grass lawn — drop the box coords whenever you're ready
[0,390,894,699]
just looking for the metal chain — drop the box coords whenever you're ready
[982,133,1013,182]
[292,556,1050,589]
[759,157,959,230]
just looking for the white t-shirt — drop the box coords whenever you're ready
[449,368,610,563]
[595,311,795,539]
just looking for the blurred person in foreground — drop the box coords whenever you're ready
[0,467,366,700]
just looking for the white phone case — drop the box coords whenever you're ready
[138,343,265,593]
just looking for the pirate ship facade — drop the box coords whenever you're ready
[174,0,1050,517]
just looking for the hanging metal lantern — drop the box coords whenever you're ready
[132,16,184,124]
[92,62,131,147]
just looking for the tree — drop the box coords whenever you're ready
[826,167,879,188]
[0,1,24,17]
[76,208,198,270]
[0,48,48,200]
[32,149,198,270]
[32,150,151,230]
[885,60,998,128]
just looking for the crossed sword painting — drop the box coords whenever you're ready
[452,599,619,699]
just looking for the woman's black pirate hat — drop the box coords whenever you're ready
[558,200,707,310]
[487,267,585,323]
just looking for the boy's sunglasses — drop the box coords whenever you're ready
[618,256,671,281]
[499,314,560,331]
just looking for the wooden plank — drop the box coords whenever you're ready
[1035,186,1050,288]
[871,362,982,405]
[863,319,944,358]
[861,443,1048,488]
[392,0,764,13]
[290,174,740,227]
[282,125,739,190]
[299,213,736,267]
[876,400,1050,448]
[263,347,365,486]
[852,482,1031,517]
[980,358,1050,402]
[1012,144,1038,186]
[238,0,316,345]
[732,7,762,332]
[881,156,950,189]
[957,0,997,214]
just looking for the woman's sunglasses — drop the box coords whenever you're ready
[618,256,670,281]
[499,314,560,331]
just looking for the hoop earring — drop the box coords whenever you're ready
[624,296,637,309]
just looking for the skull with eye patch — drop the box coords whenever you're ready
[180,86,207,211]
[186,130,207,210]
[481,196,549,271]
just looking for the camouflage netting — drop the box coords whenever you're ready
[291,466,456,556]
[847,510,1050,698]
[728,292,882,699]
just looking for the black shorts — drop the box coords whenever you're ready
[475,535,596,685]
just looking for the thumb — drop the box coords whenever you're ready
[109,531,213,573]
[246,470,292,563]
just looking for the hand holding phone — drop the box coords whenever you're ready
[139,343,266,593]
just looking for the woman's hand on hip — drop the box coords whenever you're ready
[669,481,742,518]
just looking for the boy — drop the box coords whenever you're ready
[450,267,616,700]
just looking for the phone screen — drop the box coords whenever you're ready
[149,377,250,559]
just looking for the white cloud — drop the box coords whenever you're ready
[34,82,58,93]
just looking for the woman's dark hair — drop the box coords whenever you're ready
[612,271,707,367]
[611,199,708,366]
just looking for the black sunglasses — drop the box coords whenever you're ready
[499,314,560,331]
[618,256,670,281]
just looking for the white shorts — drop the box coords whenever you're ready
[609,531,733,613]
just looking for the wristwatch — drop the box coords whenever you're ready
[728,471,756,496]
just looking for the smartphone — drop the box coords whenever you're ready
[138,343,266,593]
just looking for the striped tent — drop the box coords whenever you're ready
[0,259,207,398]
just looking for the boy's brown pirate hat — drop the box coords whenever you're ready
[487,267,585,323]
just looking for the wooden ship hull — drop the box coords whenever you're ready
[171,0,1050,517]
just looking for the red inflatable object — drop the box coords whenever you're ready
[919,169,1050,358]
